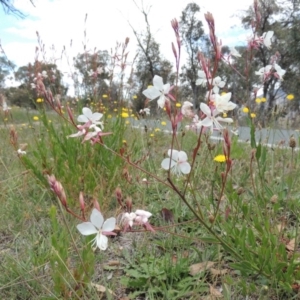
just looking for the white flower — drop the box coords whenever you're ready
[262,31,274,49]
[230,47,241,58]
[87,69,94,77]
[123,212,137,227]
[17,149,26,155]
[77,208,116,251]
[139,108,150,116]
[255,65,272,80]
[2,100,11,112]
[135,210,152,224]
[196,70,207,87]
[161,149,191,175]
[41,70,48,78]
[200,102,233,133]
[30,83,36,89]
[77,107,103,129]
[214,93,237,113]
[274,63,286,80]
[142,75,171,108]
[181,101,194,117]
[212,76,225,94]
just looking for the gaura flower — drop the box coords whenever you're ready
[135,209,152,224]
[274,64,286,80]
[143,75,171,108]
[181,101,194,118]
[78,107,103,129]
[122,212,137,227]
[229,47,241,58]
[200,103,233,132]
[161,149,191,175]
[262,31,274,48]
[255,65,272,80]
[77,208,116,251]
[213,92,236,113]
[17,149,26,155]
[211,76,225,94]
[196,70,207,87]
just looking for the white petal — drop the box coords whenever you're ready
[67,130,85,138]
[77,222,98,235]
[77,115,89,123]
[200,103,211,116]
[177,151,188,162]
[163,83,170,94]
[102,217,116,232]
[179,162,191,174]
[143,87,161,100]
[82,107,93,119]
[157,95,166,108]
[153,75,164,90]
[90,208,104,229]
[216,117,233,123]
[212,86,219,94]
[167,149,179,160]
[97,234,108,250]
[201,116,213,127]
[91,112,103,121]
[161,158,176,170]
[198,70,206,78]
[135,210,152,218]
[218,81,225,88]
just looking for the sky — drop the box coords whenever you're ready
[0,0,254,90]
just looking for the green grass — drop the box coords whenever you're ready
[1,107,300,299]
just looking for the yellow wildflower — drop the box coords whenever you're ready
[261,97,266,102]
[121,112,129,118]
[150,133,155,137]
[175,103,181,107]
[214,155,226,163]
[107,114,112,119]
[242,107,249,113]
[125,120,130,125]
[133,95,137,99]
[36,98,43,103]
[154,128,161,132]
[33,116,39,121]
[102,94,108,98]
[250,113,256,118]
[287,94,294,100]
[255,98,261,104]
[161,121,167,126]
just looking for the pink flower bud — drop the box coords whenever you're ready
[93,199,101,212]
[79,192,85,211]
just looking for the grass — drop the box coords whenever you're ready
[1,105,300,300]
